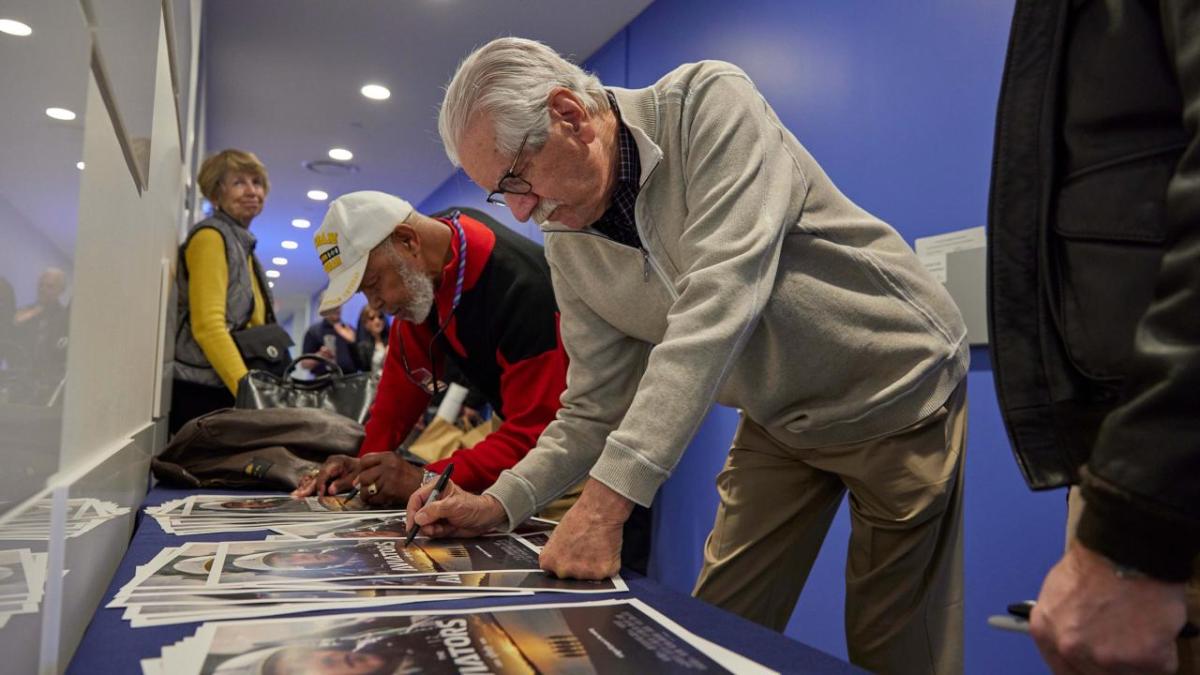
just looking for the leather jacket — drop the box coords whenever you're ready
[989,0,1199,580]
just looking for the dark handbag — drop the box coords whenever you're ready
[230,323,294,377]
[235,353,377,424]
[229,254,293,377]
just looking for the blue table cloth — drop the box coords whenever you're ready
[68,487,858,674]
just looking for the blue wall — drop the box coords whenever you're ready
[418,3,1065,672]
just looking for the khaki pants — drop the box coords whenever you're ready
[1066,488,1200,674]
[694,384,967,675]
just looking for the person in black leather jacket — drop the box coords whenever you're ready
[989,1,1199,672]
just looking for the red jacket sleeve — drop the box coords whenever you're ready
[426,317,568,492]
[358,320,432,457]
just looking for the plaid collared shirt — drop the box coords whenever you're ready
[590,93,643,249]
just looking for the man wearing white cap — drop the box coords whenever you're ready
[295,191,569,506]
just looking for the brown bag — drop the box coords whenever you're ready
[406,416,499,465]
[152,407,364,490]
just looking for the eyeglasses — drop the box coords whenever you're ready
[485,132,533,206]
[396,336,446,395]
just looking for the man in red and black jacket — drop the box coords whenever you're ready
[298,192,566,501]
[297,191,653,572]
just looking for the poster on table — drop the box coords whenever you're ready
[207,536,548,586]
[147,599,774,674]
[270,514,558,541]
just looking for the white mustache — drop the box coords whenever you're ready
[532,198,560,225]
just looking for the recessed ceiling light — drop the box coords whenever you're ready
[281,240,299,249]
[328,147,353,161]
[266,270,281,279]
[76,161,85,170]
[272,257,288,266]
[291,219,311,229]
[0,19,33,37]
[268,281,275,288]
[307,190,328,201]
[45,107,76,121]
[361,84,390,100]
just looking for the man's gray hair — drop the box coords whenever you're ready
[438,37,608,167]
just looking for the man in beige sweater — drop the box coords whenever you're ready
[409,37,970,675]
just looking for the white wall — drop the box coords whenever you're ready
[0,1,200,671]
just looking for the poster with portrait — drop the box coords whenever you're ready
[151,599,774,674]
[0,549,36,599]
[146,494,407,536]
[270,514,559,541]
[184,495,358,516]
[208,536,549,586]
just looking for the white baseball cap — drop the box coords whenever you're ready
[314,191,413,312]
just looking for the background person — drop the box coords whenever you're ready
[989,1,1200,672]
[0,276,14,374]
[11,267,69,402]
[301,305,361,376]
[354,305,389,377]
[170,148,278,434]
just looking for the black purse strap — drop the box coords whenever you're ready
[244,254,279,329]
[285,353,344,379]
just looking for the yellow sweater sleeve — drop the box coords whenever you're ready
[185,229,264,394]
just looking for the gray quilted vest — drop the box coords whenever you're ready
[174,211,274,387]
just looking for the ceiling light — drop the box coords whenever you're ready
[291,219,311,229]
[266,270,281,279]
[76,161,85,170]
[361,84,390,100]
[0,19,33,37]
[281,240,299,249]
[45,107,76,121]
[328,147,353,161]
[268,281,275,288]
[272,257,288,266]
[307,190,328,201]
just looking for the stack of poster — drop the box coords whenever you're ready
[266,512,558,542]
[0,548,48,629]
[111,533,625,626]
[0,497,130,541]
[145,494,402,536]
[139,598,773,675]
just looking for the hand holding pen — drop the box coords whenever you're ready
[404,464,508,541]
[404,463,454,546]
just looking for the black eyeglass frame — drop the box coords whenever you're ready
[396,332,444,395]
[485,132,533,206]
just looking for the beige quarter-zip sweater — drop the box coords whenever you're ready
[484,61,969,527]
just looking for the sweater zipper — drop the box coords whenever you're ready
[543,228,657,284]
[540,158,680,296]
[632,162,680,300]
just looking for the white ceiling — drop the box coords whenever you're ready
[203,0,654,299]
[0,0,91,272]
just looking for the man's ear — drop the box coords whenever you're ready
[548,88,595,143]
[391,223,420,257]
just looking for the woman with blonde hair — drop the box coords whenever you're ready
[170,149,289,434]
